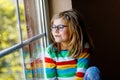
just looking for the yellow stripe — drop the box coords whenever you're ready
[36,63,43,68]
[45,63,56,68]
[57,64,76,69]
[78,52,90,58]
[75,76,83,80]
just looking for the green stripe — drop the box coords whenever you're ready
[46,73,56,78]
[77,62,89,68]
[57,51,69,57]
[57,72,75,77]
[47,47,69,58]
[47,47,56,58]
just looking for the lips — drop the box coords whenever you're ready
[54,35,61,37]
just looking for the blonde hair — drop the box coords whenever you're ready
[50,9,93,58]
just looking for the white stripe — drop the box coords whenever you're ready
[55,57,75,62]
[45,51,75,62]
[58,76,75,80]
[84,42,90,48]
[77,68,87,73]
[45,52,51,57]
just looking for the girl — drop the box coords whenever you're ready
[45,9,101,80]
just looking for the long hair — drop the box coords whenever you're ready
[50,9,93,58]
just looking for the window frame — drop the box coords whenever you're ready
[0,0,49,79]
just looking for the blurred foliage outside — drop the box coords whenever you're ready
[0,0,27,80]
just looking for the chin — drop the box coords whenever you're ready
[55,41,61,43]
[55,40,61,43]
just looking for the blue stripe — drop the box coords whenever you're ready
[46,68,56,73]
[77,58,89,68]
[36,68,44,73]
[77,58,89,63]
[57,68,76,74]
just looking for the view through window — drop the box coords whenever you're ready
[0,0,48,80]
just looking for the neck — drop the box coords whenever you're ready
[60,42,69,50]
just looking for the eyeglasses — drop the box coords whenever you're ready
[51,25,68,31]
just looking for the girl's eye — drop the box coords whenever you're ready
[58,25,64,29]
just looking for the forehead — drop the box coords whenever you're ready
[53,18,68,25]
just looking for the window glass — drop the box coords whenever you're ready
[23,38,45,80]
[23,0,47,79]
[0,50,25,80]
[0,0,18,50]
[0,0,27,50]
[0,0,47,79]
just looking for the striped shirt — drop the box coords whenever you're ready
[45,43,90,80]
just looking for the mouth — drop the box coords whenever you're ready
[54,35,61,37]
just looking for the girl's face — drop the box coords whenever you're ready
[51,18,70,44]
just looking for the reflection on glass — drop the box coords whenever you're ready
[23,39,45,80]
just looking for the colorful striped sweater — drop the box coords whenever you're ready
[45,43,90,80]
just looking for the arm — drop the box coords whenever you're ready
[44,47,57,80]
[75,48,90,80]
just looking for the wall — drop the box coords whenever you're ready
[72,0,120,80]
[47,0,72,43]
[48,0,72,19]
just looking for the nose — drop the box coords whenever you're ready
[55,28,59,33]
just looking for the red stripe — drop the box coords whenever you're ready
[56,60,76,65]
[35,58,42,63]
[76,72,84,77]
[45,57,55,63]
[83,48,89,52]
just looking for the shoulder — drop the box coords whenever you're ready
[45,44,57,58]
[83,42,91,52]
[77,42,90,58]
[84,42,93,54]
[46,44,56,52]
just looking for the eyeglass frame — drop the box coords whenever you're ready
[51,24,68,31]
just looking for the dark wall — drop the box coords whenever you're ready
[72,0,120,80]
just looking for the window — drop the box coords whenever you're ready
[0,0,49,79]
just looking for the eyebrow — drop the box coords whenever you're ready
[52,24,67,26]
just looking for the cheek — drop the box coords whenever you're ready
[61,30,70,39]
[50,32,55,39]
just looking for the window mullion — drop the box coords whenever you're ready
[15,0,26,80]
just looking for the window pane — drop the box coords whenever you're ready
[23,38,45,79]
[0,50,24,80]
[0,0,27,50]
[0,0,47,80]
[23,0,47,79]
[0,0,18,50]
